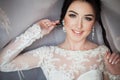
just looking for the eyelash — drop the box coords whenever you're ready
[68,14,76,18]
[85,17,93,21]
[68,14,93,21]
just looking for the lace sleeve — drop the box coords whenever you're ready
[104,71,120,80]
[0,24,45,72]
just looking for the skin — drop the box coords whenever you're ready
[38,1,120,75]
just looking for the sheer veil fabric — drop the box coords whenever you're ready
[0,0,120,80]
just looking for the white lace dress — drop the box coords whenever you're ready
[0,24,120,80]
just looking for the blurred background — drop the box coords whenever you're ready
[0,0,120,80]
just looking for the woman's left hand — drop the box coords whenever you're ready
[104,51,120,75]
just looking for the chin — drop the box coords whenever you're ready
[71,36,85,42]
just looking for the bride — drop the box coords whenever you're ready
[0,0,120,80]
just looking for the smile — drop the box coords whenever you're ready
[72,29,84,36]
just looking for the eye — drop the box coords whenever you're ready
[68,14,76,18]
[85,17,93,21]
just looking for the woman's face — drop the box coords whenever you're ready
[64,1,96,42]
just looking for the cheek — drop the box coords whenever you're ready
[84,22,94,31]
[64,18,73,28]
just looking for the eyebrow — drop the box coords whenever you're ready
[68,10,95,17]
[68,10,78,15]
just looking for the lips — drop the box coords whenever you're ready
[72,29,84,36]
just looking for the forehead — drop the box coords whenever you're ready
[67,1,95,14]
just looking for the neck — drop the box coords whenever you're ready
[60,38,88,51]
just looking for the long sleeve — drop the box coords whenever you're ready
[105,71,120,80]
[0,24,45,72]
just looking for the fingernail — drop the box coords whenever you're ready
[109,59,112,63]
[106,52,109,59]
[111,61,114,64]
[107,56,109,59]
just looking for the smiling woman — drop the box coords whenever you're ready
[0,0,120,80]
[62,1,96,47]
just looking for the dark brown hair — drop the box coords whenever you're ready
[60,0,101,23]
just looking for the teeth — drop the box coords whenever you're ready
[74,31,80,34]
[72,29,83,35]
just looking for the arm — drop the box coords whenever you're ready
[0,46,49,72]
[0,24,43,66]
[0,24,44,72]
[0,19,59,72]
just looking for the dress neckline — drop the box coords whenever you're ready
[53,45,106,53]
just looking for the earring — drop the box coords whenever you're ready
[62,20,66,32]
[92,27,95,40]
[62,20,64,25]
[63,27,66,32]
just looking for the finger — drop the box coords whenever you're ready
[115,54,120,64]
[45,22,51,27]
[112,53,119,64]
[109,53,118,64]
[55,20,60,24]
[114,53,120,64]
[39,20,48,29]
[45,20,59,27]
[104,51,110,64]
[105,51,113,64]
[48,26,54,32]
[51,20,60,25]
[43,20,52,28]
[47,21,56,30]
[115,58,120,64]
[46,20,58,27]
[43,22,49,29]
[50,22,58,28]
[105,51,111,60]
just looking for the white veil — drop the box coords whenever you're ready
[101,0,120,52]
[0,0,120,52]
[0,0,120,80]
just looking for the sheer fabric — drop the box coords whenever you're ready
[0,24,120,80]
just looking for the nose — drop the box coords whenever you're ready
[76,19,82,29]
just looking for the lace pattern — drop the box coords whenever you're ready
[0,24,43,71]
[39,45,109,80]
[104,71,120,80]
[0,24,119,80]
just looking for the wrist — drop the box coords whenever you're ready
[105,71,120,80]
[32,24,44,38]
